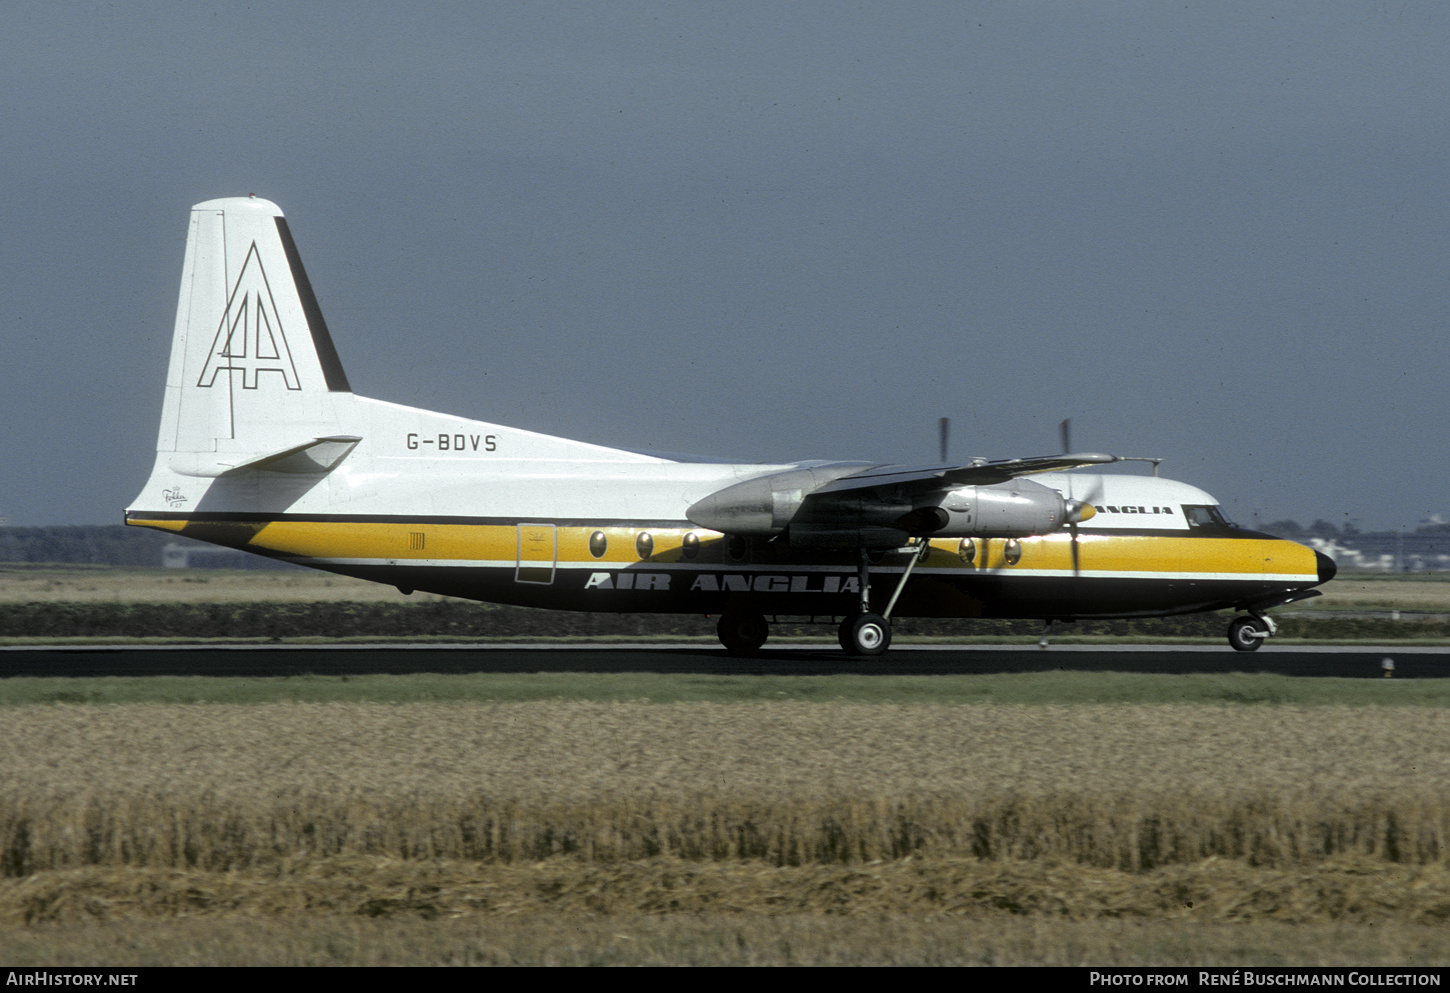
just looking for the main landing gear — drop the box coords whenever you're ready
[839,611,891,655]
[717,611,769,656]
[714,543,925,657]
[836,543,927,656]
[1227,612,1277,652]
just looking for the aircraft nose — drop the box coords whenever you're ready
[1315,550,1338,584]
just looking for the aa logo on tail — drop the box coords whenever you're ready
[197,242,302,390]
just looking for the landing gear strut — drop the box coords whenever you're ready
[838,546,895,656]
[1227,612,1276,652]
[717,611,769,656]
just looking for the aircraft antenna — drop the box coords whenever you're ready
[1117,456,1165,476]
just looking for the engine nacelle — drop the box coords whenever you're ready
[685,464,868,536]
[688,468,1070,547]
[927,478,1068,537]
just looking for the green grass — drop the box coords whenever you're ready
[1,669,1449,707]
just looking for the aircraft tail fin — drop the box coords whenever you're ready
[156,197,352,463]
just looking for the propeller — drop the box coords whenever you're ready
[939,417,950,463]
[1064,473,1104,577]
[1058,418,1104,576]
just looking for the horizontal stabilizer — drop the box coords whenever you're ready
[168,436,362,477]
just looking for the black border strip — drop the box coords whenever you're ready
[274,216,351,393]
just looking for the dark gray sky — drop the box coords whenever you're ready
[3,2,1447,530]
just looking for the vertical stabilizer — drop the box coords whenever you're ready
[157,197,351,459]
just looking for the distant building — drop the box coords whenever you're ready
[160,541,298,570]
[1309,533,1450,572]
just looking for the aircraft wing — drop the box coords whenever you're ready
[813,452,1120,494]
[686,453,1119,539]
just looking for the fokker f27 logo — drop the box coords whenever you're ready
[197,242,301,390]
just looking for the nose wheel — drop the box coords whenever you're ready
[1227,614,1271,652]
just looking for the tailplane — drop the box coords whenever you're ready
[156,197,351,472]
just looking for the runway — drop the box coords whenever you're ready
[1,644,1445,679]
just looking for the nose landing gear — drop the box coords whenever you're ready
[1227,612,1276,652]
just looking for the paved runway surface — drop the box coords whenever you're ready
[1,645,1445,679]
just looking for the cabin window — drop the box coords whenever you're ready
[681,532,701,560]
[1183,505,1232,529]
[589,531,608,558]
[636,531,654,559]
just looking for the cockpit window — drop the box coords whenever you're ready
[1183,504,1232,529]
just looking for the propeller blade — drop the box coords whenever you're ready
[939,417,950,463]
[1059,418,1072,455]
[1065,473,1104,579]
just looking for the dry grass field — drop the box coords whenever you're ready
[1296,575,1450,614]
[5,916,1446,967]
[2,700,1449,964]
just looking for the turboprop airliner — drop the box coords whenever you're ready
[125,196,1336,655]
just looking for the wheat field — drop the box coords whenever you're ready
[3,700,1448,963]
[3,702,1449,877]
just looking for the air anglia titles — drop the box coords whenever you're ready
[584,573,865,593]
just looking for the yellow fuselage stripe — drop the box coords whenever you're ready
[126,519,1319,578]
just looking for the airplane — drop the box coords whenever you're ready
[125,196,1337,655]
